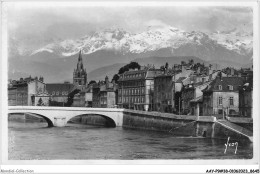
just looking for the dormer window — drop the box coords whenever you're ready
[218,85,222,90]
[228,85,233,90]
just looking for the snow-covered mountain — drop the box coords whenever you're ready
[29,26,252,58]
[209,28,253,56]
[8,26,253,83]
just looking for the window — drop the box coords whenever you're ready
[52,91,55,95]
[218,109,223,114]
[218,96,223,105]
[56,91,59,95]
[229,109,236,115]
[141,87,144,94]
[218,85,222,90]
[229,97,234,106]
[228,85,233,90]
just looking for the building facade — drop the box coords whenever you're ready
[202,76,244,118]
[46,83,74,106]
[153,74,175,113]
[239,77,253,118]
[118,68,162,111]
[72,91,86,107]
[8,76,45,106]
[153,66,195,113]
[92,83,100,107]
[85,85,94,107]
[92,77,118,108]
[35,91,50,106]
[182,82,210,115]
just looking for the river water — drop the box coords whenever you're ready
[8,121,253,160]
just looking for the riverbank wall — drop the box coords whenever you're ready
[122,110,215,138]
[122,110,252,141]
[67,110,252,141]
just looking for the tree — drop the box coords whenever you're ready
[112,62,141,84]
[37,98,44,106]
[189,59,194,65]
[88,80,96,85]
[128,62,141,71]
[118,62,141,74]
[165,62,169,70]
[65,89,80,107]
[112,74,120,83]
[160,65,165,71]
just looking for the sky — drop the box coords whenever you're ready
[6,3,253,50]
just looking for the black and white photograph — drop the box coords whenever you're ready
[0,1,259,173]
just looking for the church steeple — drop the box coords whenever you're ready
[77,50,84,70]
[73,50,87,86]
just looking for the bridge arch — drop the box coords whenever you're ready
[67,114,116,127]
[8,112,54,127]
[8,106,124,127]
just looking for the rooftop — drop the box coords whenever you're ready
[46,83,75,95]
[203,76,244,93]
[118,69,163,81]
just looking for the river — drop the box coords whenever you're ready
[8,121,253,160]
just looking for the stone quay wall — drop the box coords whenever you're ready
[122,110,216,138]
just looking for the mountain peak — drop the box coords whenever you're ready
[26,26,252,58]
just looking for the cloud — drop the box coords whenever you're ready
[6,5,253,49]
[144,19,169,28]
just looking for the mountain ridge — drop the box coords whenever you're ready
[8,26,253,83]
[29,26,252,58]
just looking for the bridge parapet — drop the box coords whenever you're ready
[8,106,125,112]
[123,109,218,122]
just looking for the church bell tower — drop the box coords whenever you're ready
[73,50,87,86]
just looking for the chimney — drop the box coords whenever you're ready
[105,76,109,88]
[197,67,201,74]
[230,68,234,76]
[219,72,223,81]
[181,65,186,73]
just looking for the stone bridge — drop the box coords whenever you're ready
[8,106,125,127]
